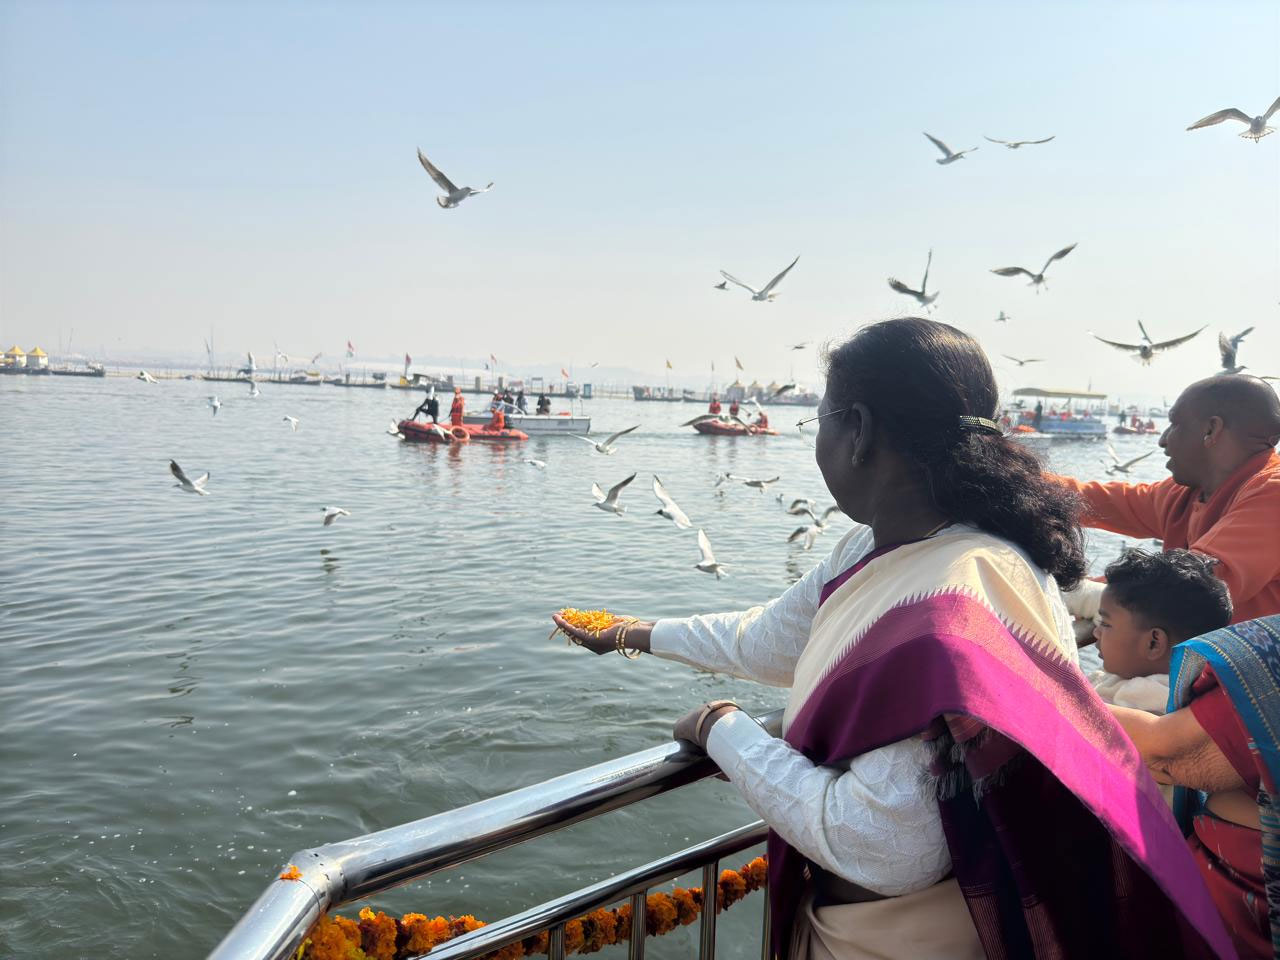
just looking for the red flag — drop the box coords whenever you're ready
[404,353,411,366]
[346,340,355,358]
[560,367,569,379]
[489,353,498,366]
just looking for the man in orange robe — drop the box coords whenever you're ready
[449,388,465,427]
[1057,376,1280,624]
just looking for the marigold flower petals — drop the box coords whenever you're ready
[279,864,304,881]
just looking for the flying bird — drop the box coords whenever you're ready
[1103,444,1154,476]
[713,472,741,488]
[694,529,729,579]
[788,341,811,351]
[681,414,723,427]
[417,148,493,207]
[770,383,796,399]
[208,395,221,416]
[1002,355,1044,367]
[983,135,1056,149]
[283,415,299,431]
[741,475,780,493]
[248,382,260,398]
[591,473,636,516]
[322,507,351,526]
[994,311,1011,323]
[386,419,404,438]
[990,243,1077,291]
[137,370,158,383]
[1218,328,1254,374]
[719,256,800,302]
[923,132,978,164]
[887,249,939,309]
[1091,321,1206,365]
[786,498,817,516]
[1186,97,1280,141]
[787,504,842,550]
[523,458,547,469]
[570,424,639,455]
[169,460,209,496]
[652,476,692,529]
[713,280,729,291]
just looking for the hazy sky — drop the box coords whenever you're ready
[1,0,1276,396]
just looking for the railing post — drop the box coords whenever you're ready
[699,861,719,960]
[759,873,771,960]
[548,924,565,960]
[628,892,646,960]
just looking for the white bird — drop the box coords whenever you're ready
[741,475,780,493]
[248,382,260,398]
[283,415,299,431]
[887,249,939,308]
[1187,97,1280,141]
[990,243,1077,291]
[694,529,729,579]
[169,459,209,496]
[208,395,221,416]
[681,414,724,427]
[386,419,404,438]
[786,497,817,516]
[591,473,636,515]
[322,506,351,526]
[924,132,978,164]
[523,458,547,469]
[1002,355,1044,367]
[983,135,1056,149]
[570,424,639,455]
[719,256,800,302]
[1091,321,1206,365]
[770,383,796,399]
[417,148,494,207]
[1219,327,1254,374]
[137,370,158,383]
[713,280,729,291]
[788,341,811,351]
[1103,443,1154,476]
[788,504,842,549]
[652,476,692,529]
[994,311,1011,323]
[713,472,740,488]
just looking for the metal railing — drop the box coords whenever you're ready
[210,710,782,960]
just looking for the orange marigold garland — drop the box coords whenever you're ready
[298,855,767,960]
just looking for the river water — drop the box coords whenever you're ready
[0,374,1166,958]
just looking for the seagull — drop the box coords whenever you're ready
[523,458,547,469]
[1103,444,1154,476]
[570,424,639,454]
[386,419,404,438]
[983,135,1056,149]
[137,370,158,383]
[1218,327,1254,374]
[283,415,299,431]
[592,473,636,516]
[787,523,825,551]
[681,414,723,427]
[208,395,221,416]
[719,256,800,302]
[887,249,939,309]
[248,382,260,398]
[322,506,351,526]
[713,280,729,291]
[1002,355,1044,367]
[741,475,780,493]
[694,529,729,579]
[990,243,1077,291]
[713,472,741,488]
[417,148,493,207]
[788,341,811,351]
[770,383,796,399]
[994,311,1011,323]
[924,132,978,164]
[786,497,817,516]
[1186,97,1280,141]
[652,475,692,529]
[1091,321,1206,365]
[169,460,210,496]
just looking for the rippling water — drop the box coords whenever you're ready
[0,375,1167,958]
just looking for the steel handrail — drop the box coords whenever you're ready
[209,710,783,960]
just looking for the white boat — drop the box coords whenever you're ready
[462,412,591,435]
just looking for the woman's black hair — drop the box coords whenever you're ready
[822,316,1087,588]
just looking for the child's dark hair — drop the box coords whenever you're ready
[1104,548,1232,643]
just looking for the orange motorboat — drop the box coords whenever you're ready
[398,421,471,443]
[692,418,777,437]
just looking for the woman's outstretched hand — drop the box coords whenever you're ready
[551,613,654,656]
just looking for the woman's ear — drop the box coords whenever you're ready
[850,403,873,465]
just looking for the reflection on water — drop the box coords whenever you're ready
[0,376,1160,958]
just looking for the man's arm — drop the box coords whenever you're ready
[1188,483,1280,615]
[1053,474,1170,539]
[1109,704,1244,792]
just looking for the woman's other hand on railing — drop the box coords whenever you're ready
[551,613,654,656]
[674,700,742,750]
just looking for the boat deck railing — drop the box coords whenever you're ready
[209,710,782,960]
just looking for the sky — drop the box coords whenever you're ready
[1,0,1277,399]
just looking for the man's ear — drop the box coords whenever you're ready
[1146,627,1171,660]
[1203,415,1225,446]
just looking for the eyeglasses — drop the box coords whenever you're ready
[795,408,848,432]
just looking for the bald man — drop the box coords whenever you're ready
[1058,376,1280,624]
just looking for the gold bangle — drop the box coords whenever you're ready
[615,618,642,659]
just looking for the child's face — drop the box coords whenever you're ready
[1093,587,1168,679]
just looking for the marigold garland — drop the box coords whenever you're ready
[555,608,622,635]
[296,855,768,960]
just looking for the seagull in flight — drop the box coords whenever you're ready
[523,458,547,469]
[788,341,811,351]
[983,135,1056,149]
[888,249,939,309]
[170,460,209,496]
[694,529,729,579]
[592,473,636,516]
[1103,444,1154,476]
[283,415,299,431]
[924,132,978,164]
[322,507,350,526]
[386,419,404,438]
[713,280,729,291]
[1091,321,1206,365]
[137,370,158,383]
[417,148,493,207]
[719,256,800,302]
[1186,97,1280,141]
[248,382,260,398]
[787,505,842,550]
[208,395,221,416]
[570,424,639,454]
[770,383,796,399]
[740,475,780,493]
[713,472,741,488]
[994,311,1011,323]
[1002,355,1044,367]
[1218,328,1254,374]
[652,475,692,529]
[990,243,1077,291]
[786,497,817,516]
[681,414,724,427]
